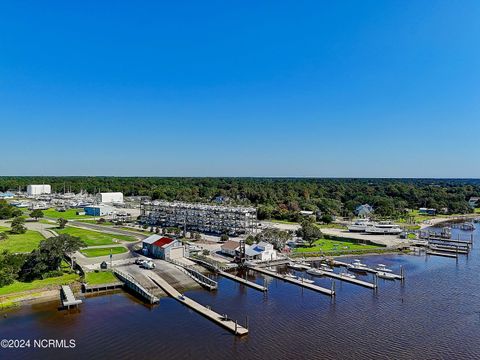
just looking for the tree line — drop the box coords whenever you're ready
[1,177,479,220]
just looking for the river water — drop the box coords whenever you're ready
[1,227,480,360]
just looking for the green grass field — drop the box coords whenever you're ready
[80,246,128,258]
[294,238,381,253]
[0,228,45,253]
[84,271,118,285]
[56,227,136,246]
[43,208,94,220]
[0,273,79,296]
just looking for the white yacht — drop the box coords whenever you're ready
[306,268,324,276]
[287,262,304,271]
[374,264,393,273]
[348,219,375,232]
[365,222,402,235]
[339,272,356,279]
[376,271,396,280]
[285,273,298,280]
[319,264,334,272]
[348,259,370,273]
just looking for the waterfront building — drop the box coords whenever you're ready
[142,235,186,260]
[245,241,277,261]
[220,240,249,257]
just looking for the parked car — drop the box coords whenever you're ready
[141,261,155,269]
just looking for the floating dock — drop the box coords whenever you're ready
[146,271,248,336]
[248,266,334,296]
[428,245,468,255]
[218,270,268,292]
[312,271,377,289]
[426,251,458,258]
[61,285,82,308]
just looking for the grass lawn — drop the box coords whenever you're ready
[84,271,118,285]
[0,273,79,296]
[56,227,136,246]
[81,219,114,225]
[317,223,348,229]
[43,208,94,220]
[0,229,45,253]
[295,238,381,253]
[80,246,128,258]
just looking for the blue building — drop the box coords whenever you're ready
[84,205,114,216]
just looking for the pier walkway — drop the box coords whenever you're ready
[114,268,159,304]
[311,271,377,289]
[146,271,248,336]
[249,266,334,296]
[61,285,82,308]
[219,270,268,292]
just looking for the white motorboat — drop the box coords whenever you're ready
[376,271,396,280]
[287,262,304,271]
[339,272,356,279]
[298,277,315,284]
[319,264,334,272]
[306,268,324,276]
[374,264,392,273]
[348,219,375,232]
[348,259,369,273]
[285,273,298,280]
[365,222,402,235]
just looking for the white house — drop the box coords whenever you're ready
[468,197,480,208]
[355,204,374,217]
[245,241,277,261]
[97,192,124,204]
[27,185,51,196]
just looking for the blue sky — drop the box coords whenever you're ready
[0,1,479,177]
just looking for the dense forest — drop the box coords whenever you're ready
[1,177,479,221]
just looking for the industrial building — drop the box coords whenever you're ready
[142,235,185,260]
[84,205,115,216]
[97,192,124,204]
[140,201,258,235]
[27,184,51,196]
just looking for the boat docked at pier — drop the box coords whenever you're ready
[376,271,397,280]
[374,264,392,273]
[348,259,370,273]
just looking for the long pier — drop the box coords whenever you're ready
[146,271,248,336]
[427,237,472,246]
[219,270,268,292]
[311,270,377,289]
[248,266,334,296]
[426,251,458,258]
[428,245,468,255]
[310,260,404,280]
[61,285,82,308]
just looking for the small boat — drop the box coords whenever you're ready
[348,259,369,273]
[374,264,392,273]
[287,262,304,271]
[306,268,324,276]
[298,277,315,284]
[339,272,356,279]
[285,273,298,280]
[319,264,334,272]
[376,271,396,280]
[460,223,475,231]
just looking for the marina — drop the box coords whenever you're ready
[248,266,334,296]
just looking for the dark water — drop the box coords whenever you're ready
[1,227,480,360]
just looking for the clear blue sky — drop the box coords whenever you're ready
[1,1,479,177]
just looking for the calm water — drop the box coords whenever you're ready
[1,227,480,360]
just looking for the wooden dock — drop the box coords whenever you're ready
[248,266,334,296]
[313,270,377,289]
[219,270,268,292]
[61,285,82,308]
[427,237,472,246]
[428,245,468,255]
[146,271,248,336]
[83,281,124,293]
[426,251,458,258]
[312,260,403,280]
